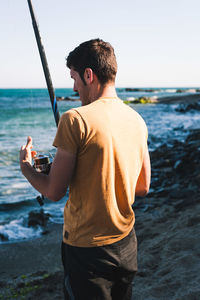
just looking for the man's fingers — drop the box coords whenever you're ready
[26,136,33,149]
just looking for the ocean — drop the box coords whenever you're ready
[0,87,199,243]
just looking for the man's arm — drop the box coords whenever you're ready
[135,145,151,197]
[20,136,76,202]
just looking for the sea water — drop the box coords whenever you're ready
[0,88,199,243]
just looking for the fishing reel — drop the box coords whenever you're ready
[32,151,52,206]
[33,154,52,174]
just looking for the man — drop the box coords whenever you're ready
[20,38,151,300]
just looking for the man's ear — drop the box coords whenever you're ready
[84,68,93,84]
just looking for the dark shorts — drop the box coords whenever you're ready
[61,228,137,300]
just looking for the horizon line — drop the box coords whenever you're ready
[0,86,199,89]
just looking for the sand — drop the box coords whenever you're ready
[134,199,200,300]
[0,224,64,299]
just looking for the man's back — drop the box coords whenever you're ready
[53,97,148,247]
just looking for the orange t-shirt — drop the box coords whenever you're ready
[53,98,148,247]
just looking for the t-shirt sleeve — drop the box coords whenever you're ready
[53,109,85,154]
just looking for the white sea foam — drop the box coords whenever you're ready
[47,205,64,224]
[0,218,43,243]
[185,89,196,93]
[165,89,177,93]
[11,182,30,189]
[1,181,30,196]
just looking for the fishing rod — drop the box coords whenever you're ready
[27,0,60,126]
[27,0,60,206]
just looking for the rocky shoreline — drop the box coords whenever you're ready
[134,128,200,215]
[125,93,200,105]
[149,128,200,208]
[133,128,200,299]
[124,88,200,94]
[56,90,200,105]
[157,93,200,104]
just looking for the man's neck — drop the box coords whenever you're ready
[90,83,118,103]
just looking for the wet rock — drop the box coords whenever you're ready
[125,88,144,92]
[194,174,200,184]
[175,102,200,112]
[149,129,200,208]
[157,93,200,104]
[186,129,200,143]
[155,187,169,197]
[125,88,159,93]
[187,215,200,227]
[56,96,79,101]
[28,209,51,228]
[0,232,9,241]
[174,197,199,212]
[176,89,185,93]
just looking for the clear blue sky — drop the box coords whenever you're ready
[1,0,200,88]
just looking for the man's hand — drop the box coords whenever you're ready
[20,136,33,169]
[19,137,76,202]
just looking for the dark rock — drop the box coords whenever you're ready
[42,230,50,235]
[125,88,144,92]
[173,160,182,170]
[28,209,51,227]
[155,187,169,197]
[174,197,199,211]
[187,216,200,226]
[56,95,79,101]
[17,282,25,288]
[186,129,200,143]
[175,102,200,113]
[149,128,200,207]
[124,88,158,93]
[157,93,200,104]
[0,232,9,241]
[194,174,200,184]
[56,96,65,101]
[169,188,193,200]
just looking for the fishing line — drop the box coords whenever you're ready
[29,88,40,150]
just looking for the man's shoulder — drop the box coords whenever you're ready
[115,99,146,122]
[69,102,100,119]
[63,99,146,129]
[61,108,82,121]
[57,109,85,131]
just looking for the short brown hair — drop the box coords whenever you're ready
[66,39,117,85]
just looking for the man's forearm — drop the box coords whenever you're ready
[20,137,76,202]
[20,161,50,198]
[135,146,151,197]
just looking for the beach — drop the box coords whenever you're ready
[0,90,200,299]
[1,192,199,299]
[0,223,63,299]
